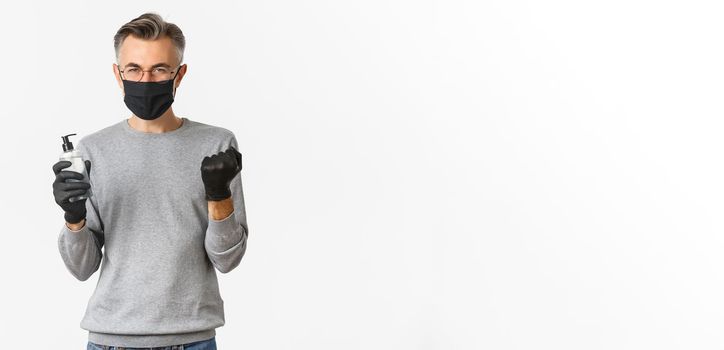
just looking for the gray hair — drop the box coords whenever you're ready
[113,12,185,65]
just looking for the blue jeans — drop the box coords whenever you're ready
[86,336,216,350]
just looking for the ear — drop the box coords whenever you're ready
[174,64,187,90]
[113,63,124,93]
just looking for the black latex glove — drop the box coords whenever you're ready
[53,160,92,224]
[201,145,242,201]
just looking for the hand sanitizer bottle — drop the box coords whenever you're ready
[59,133,92,202]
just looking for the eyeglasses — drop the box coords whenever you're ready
[119,64,182,83]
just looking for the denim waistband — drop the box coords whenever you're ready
[87,328,216,348]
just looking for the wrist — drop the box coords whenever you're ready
[208,197,234,220]
[65,219,86,232]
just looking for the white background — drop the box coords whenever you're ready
[0,1,722,349]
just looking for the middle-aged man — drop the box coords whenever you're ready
[51,13,249,350]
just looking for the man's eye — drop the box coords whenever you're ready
[154,68,169,73]
[126,68,140,73]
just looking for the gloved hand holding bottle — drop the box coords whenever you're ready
[201,146,242,201]
[53,160,92,225]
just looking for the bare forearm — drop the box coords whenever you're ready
[208,197,234,220]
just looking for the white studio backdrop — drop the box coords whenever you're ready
[0,1,722,349]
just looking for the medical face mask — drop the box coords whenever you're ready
[122,72,179,120]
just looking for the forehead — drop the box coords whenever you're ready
[118,35,178,67]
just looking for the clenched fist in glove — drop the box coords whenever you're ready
[201,145,242,201]
[53,159,92,224]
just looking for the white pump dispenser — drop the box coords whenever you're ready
[59,133,92,202]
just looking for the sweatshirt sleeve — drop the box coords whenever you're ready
[57,140,105,281]
[204,134,249,274]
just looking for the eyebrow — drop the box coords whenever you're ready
[123,62,173,69]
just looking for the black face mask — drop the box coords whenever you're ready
[122,70,180,120]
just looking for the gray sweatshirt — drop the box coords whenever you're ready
[57,117,249,348]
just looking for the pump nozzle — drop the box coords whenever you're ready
[61,133,77,152]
